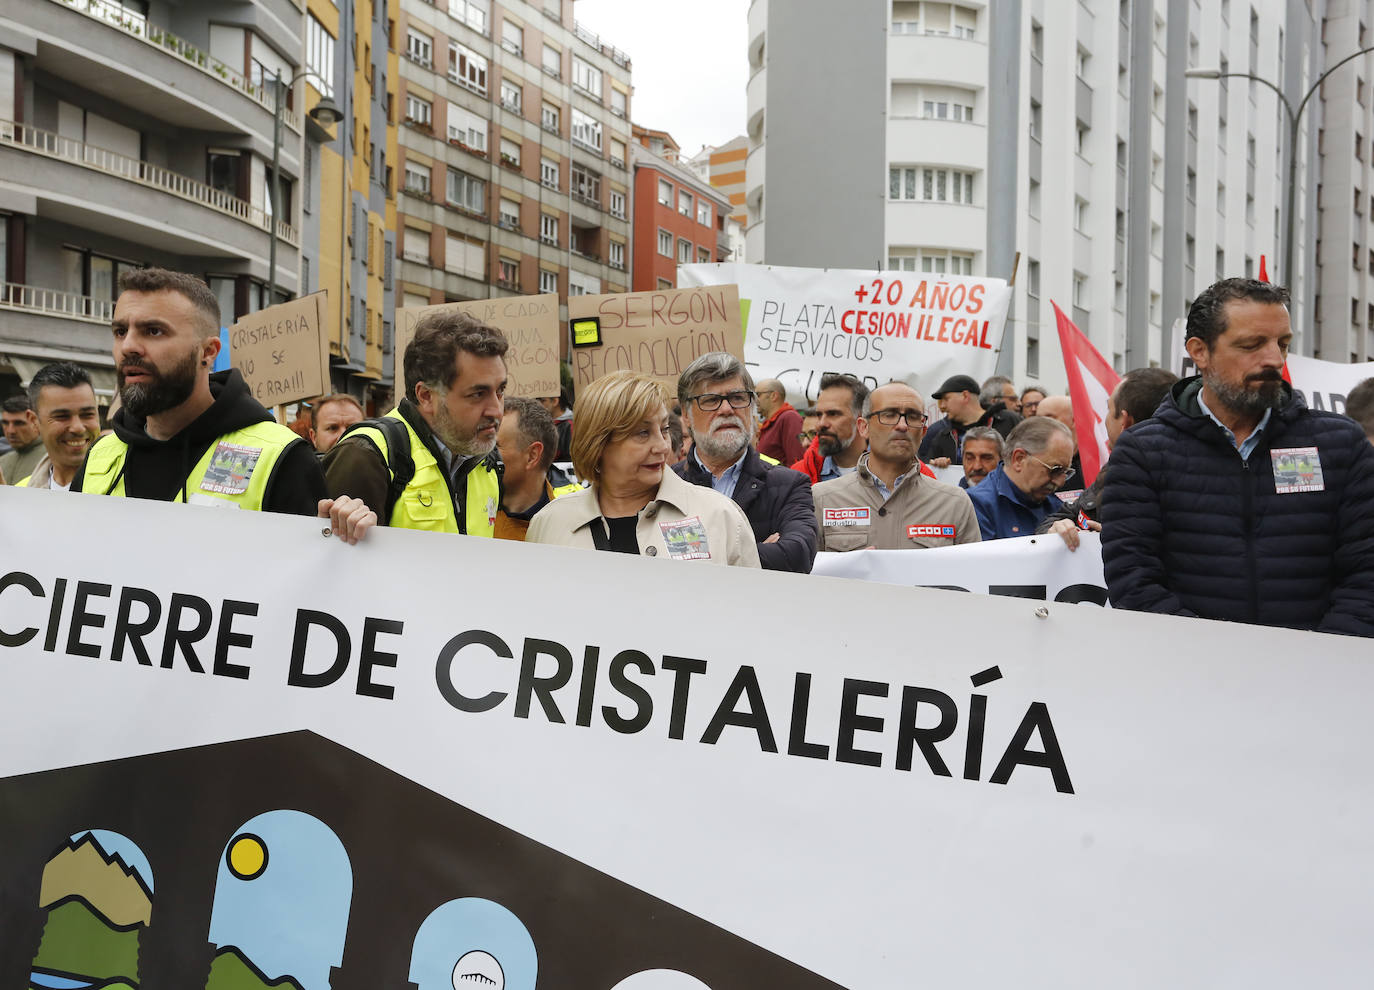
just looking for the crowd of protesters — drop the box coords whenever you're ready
[3,269,1372,637]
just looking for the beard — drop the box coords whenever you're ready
[432,400,499,458]
[1204,369,1284,416]
[118,347,199,418]
[692,414,750,461]
[817,430,848,456]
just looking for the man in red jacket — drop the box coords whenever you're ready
[755,378,804,465]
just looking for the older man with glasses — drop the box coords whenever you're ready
[967,416,1077,540]
[812,381,979,551]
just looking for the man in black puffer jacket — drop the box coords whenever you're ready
[1102,278,1374,637]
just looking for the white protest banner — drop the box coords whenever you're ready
[396,294,562,399]
[226,291,330,406]
[566,284,744,392]
[813,532,1108,605]
[679,262,1012,405]
[1169,317,1374,414]
[4,489,1374,987]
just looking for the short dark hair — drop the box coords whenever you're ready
[309,393,364,429]
[818,372,868,417]
[1185,278,1291,351]
[2,394,31,414]
[117,267,221,337]
[404,311,509,402]
[1347,377,1374,438]
[667,410,685,457]
[1114,367,1179,424]
[27,362,93,408]
[502,395,557,471]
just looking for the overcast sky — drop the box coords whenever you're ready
[572,0,750,157]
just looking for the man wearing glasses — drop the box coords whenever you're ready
[966,417,1077,540]
[812,382,979,551]
[673,353,819,573]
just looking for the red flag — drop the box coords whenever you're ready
[1258,255,1268,282]
[1051,302,1121,487]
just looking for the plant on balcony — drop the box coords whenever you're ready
[500,153,519,169]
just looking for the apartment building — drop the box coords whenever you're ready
[686,135,748,264]
[0,0,308,400]
[630,125,730,290]
[393,0,631,342]
[745,0,1374,391]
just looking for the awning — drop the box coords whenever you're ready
[3,352,118,399]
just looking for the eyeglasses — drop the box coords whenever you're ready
[869,409,927,427]
[688,390,755,411]
[1027,454,1076,482]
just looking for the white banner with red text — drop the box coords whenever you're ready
[3,490,1373,988]
[678,263,1012,405]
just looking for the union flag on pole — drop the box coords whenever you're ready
[1051,302,1120,487]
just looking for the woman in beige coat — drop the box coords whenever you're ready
[527,371,759,566]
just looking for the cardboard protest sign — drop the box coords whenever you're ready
[226,291,330,407]
[396,295,561,399]
[679,263,1011,405]
[567,284,745,390]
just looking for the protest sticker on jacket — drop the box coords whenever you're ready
[227,291,330,406]
[679,263,1012,405]
[396,294,561,399]
[566,284,744,391]
[4,488,1374,988]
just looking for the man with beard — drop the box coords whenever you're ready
[812,381,978,551]
[1103,278,1374,636]
[13,362,101,491]
[791,373,870,484]
[672,353,817,572]
[323,310,508,536]
[73,269,341,521]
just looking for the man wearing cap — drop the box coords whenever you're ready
[919,373,1022,469]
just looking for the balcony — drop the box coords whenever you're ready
[500,153,522,171]
[0,283,120,366]
[500,99,522,114]
[572,190,602,210]
[1,283,111,323]
[42,0,299,131]
[1,121,298,246]
[572,20,631,68]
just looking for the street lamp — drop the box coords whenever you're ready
[1185,45,1374,304]
[268,69,343,307]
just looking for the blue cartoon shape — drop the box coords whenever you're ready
[205,810,352,990]
[409,898,537,990]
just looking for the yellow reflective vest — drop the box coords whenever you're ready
[346,408,501,537]
[77,421,301,509]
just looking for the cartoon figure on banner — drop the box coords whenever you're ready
[204,810,352,990]
[408,898,537,990]
[610,970,714,990]
[29,829,154,990]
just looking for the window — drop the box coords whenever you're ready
[541,101,559,133]
[539,269,558,294]
[498,258,519,288]
[888,166,975,204]
[307,15,335,98]
[657,278,673,289]
[1074,198,1087,231]
[1027,259,1040,297]
[403,226,429,263]
[677,237,692,263]
[541,157,558,188]
[611,87,627,118]
[407,28,433,67]
[1029,100,1042,140]
[609,241,625,269]
[540,213,558,245]
[572,163,600,203]
[697,246,711,263]
[447,103,486,152]
[886,249,974,275]
[542,43,561,78]
[1076,46,1090,79]
[449,0,488,34]
[501,79,522,113]
[1072,272,1087,308]
[610,137,627,168]
[1076,123,1089,156]
[572,55,602,98]
[658,179,673,206]
[697,201,711,225]
[571,109,602,151]
[445,233,484,278]
[446,168,485,213]
[405,94,432,127]
[404,161,430,195]
[499,197,520,228]
[502,19,522,55]
[450,42,488,95]
[679,190,693,217]
[609,189,626,219]
[500,137,521,167]
[658,228,672,256]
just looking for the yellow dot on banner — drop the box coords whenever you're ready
[227,835,268,880]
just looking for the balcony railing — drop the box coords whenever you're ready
[51,0,299,130]
[572,20,631,67]
[572,190,601,209]
[2,121,299,245]
[0,282,113,323]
